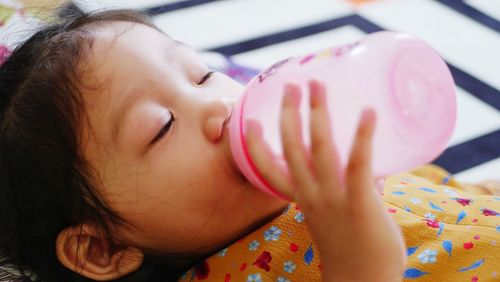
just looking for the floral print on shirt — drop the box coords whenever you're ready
[179,165,500,281]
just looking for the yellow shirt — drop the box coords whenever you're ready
[179,165,500,282]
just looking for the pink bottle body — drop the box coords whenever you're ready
[229,31,457,200]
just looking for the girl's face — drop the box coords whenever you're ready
[80,22,287,259]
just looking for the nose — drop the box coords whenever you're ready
[201,97,239,143]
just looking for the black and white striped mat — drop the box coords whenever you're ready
[72,0,500,182]
[4,0,499,182]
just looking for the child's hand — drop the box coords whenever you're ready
[246,81,407,282]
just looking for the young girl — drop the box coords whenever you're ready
[0,9,498,282]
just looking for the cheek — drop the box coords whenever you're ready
[139,148,225,205]
[116,132,236,221]
[115,166,226,242]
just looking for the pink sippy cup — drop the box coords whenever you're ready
[228,31,457,200]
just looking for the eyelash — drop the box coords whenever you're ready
[198,71,215,85]
[151,115,175,144]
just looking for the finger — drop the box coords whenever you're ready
[280,84,316,193]
[309,80,343,191]
[345,108,377,201]
[245,119,294,200]
[374,177,385,195]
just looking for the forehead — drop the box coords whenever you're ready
[80,22,178,101]
[82,21,197,83]
[87,21,172,66]
[91,21,168,45]
[78,22,165,111]
[78,21,201,151]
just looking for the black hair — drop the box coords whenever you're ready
[0,9,182,282]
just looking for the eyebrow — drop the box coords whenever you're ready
[111,85,147,146]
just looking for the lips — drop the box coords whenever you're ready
[224,108,233,128]
[219,105,234,139]
[222,106,245,180]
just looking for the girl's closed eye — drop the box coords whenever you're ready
[151,113,174,144]
[198,70,215,85]
[150,71,215,145]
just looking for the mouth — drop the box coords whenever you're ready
[222,108,243,178]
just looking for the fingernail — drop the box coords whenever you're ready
[360,108,376,124]
[309,79,326,108]
[283,84,301,107]
[375,177,385,195]
[308,79,322,89]
[246,119,262,138]
[309,83,324,108]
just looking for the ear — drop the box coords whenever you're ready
[56,223,144,281]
